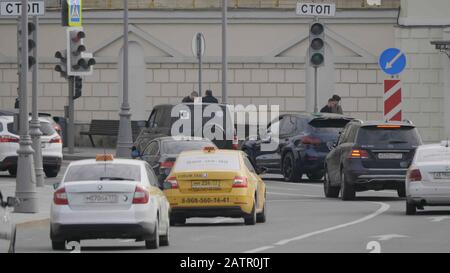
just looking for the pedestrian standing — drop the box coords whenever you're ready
[331,94,344,114]
[182,91,199,103]
[320,98,335,113]
[202,90,219,103]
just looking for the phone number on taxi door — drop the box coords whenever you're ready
[181,197,230,204]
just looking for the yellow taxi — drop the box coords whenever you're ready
[163,146,266,226]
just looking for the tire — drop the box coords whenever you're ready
[159,224,170,246]
[282,153,302,182]
[340,169,355,201]
[256,203,266,223]
[44,168,59,178]
[8,225,16,253]
[145,221,159,249]
[51,240,66,251]
[397,187,406,198]
[8,168,17,177]
[244,201,257,225]
[324,169,340,198]
[406,202,417,215]
[170,216,186,226]
[307,172,325,181]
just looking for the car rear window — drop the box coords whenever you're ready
[356,126,421,147]
[417,148,450,162]
[7,122,55,136]
[64,164,141,182]
[308,118,351,133]
[174,153,240,172]
[162,140,214,155]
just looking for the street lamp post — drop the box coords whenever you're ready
[116,0,133,158]
[15,0,37,213]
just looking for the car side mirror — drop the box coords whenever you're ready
[163,182,173,190]
[53,183,61,190]
[257,166,268,175]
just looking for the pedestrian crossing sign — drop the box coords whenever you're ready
[68,0,82,27]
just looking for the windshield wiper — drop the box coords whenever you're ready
[99,177,134,181]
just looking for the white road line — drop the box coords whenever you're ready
[244,202,390,253]
[267,192,320,198]
[265,181,323,188]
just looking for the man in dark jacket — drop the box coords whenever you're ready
[182,91,199,103]
[331,94,344,114]
[202,90,219,103]
[320,98,335,113]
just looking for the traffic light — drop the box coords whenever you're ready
[18,22,37,70]
[55,50,68,78]
[73,76,82,100]
[309,22,325,67]
[67,27,96,76]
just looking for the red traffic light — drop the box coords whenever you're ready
[71,31,86,43]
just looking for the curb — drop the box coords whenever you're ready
[16,218,50,229]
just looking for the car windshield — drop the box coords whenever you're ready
[417,148,450,162]
[162,140,214,155]
[357,126,421,147]
[64,164,141,182]
[174,153,240,172]
[7,122,55,136]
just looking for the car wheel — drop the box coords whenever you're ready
[406,202,417,215]
[324,169,340,198]
[244,201,257,225]
[256,202,266,223]
[397,187,406,198]
[145,221,159,249]
[8,168,17,177]
[282,153,302,182]
[159,224,170,247]
[8,225,16,253]
[307,172,325,181]
[51,240,66,251]
[44,168,59,178]
[340,170,355,201]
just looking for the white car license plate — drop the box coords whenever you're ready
[433,172,450,179]
[378,153,403,160]
[84,194,118,203]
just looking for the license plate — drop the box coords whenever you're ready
[378,153,403,160]
[191,181,221,189]
[433,172,450,179]
[84,194,118,203]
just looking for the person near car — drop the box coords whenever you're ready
[182,91,199,103]
[320,98,335,113]
[202,90,219,103]
[331,94,344,114]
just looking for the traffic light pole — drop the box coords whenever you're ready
[197,33,203,97]
[15,0,38,213]
[68,76,75,154]
[29,16,44,187]
[314,66,318,113]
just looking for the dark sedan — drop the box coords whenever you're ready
[241,113,353,182]
[136,137,217,186]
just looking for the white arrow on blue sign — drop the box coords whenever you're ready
[379,48,407,76]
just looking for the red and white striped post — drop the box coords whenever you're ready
[384,79,402,122]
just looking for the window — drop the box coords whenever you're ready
[243,157,256,173]
[143,141,159,156]
[147,110,157,128]
[7,122,55,136]
[145,164,158,187]
[64,164,141,182]
[279,116,296,136]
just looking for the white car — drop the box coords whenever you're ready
[406,141,450,215]
[50,155,171,250]
[0,116,63,177]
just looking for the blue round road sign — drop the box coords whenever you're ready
[379,48,407,76]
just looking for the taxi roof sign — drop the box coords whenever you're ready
[203,146,217,153]
[96,154,114,161]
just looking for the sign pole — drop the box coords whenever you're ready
[197,33,203,97]
[221,0,228,104]
[68,76,75,154]
[15,0,38,213]
[314,66,318,113]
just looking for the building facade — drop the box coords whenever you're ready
[0,0,448,146]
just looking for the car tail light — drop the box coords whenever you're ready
[302,136,322,145]
[0,136,19,143]
[49,137,62,144]
[349,149,369,159]
[53,187,68,205]
[232,130,239,150]
[232,176,248,188]
[407,168,422,182]
[160,161,174,169]
[165,176,179,189]
[132,185,149,204]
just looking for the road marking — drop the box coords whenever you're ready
[244,202,390,253]
[428,216,450,222]
[267,192,320,198]
[370,234,408,241]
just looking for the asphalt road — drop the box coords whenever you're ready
[7,167,450,253]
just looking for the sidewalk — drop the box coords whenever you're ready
[63,147,117,161]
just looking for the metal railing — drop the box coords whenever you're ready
[45,0,399,10]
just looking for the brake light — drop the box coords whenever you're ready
[165,176,179,189]
[160,161,174,169]
[232,130,239,150]
[377,125,401,129]
[302,136,322,145]
[407,168,422,182]
[132,186,149,204]
[232,176,248,188]
[349,149,369,159]
[49,137,62,144]
[0,136,19,143]
[53,187,68,205]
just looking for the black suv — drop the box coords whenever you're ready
[241,113,353,182]
[324,120,422,200]
[133,103,236,154]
